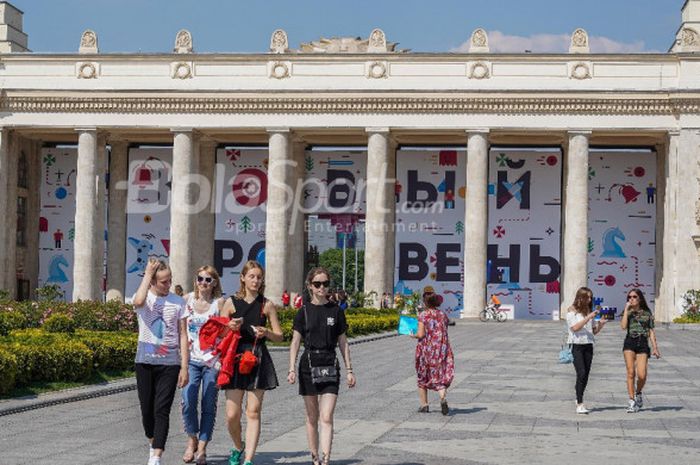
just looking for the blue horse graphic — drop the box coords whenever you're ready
[127,237,154,273]
[47,254,69,283]
[601,227,626,258]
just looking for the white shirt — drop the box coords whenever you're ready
[185,294,222,366]
[134,290,187,365]
[566,310,595,345]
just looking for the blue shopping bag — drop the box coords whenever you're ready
[398,315,418,336]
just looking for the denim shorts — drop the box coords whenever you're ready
[623,335,650,355]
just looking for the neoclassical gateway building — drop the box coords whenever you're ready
[1,1,699,321]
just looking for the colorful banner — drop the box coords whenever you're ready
[38,148,78,301]
[394,149,466,318]
[487,148,562,319]
[303,150,367,214]
[587,150,657,312]
[125,147,172,298]
[214,148,268,294]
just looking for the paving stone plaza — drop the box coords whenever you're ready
[3,321,700,465]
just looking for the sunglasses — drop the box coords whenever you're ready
[627,295,639,300]
[311,280,331,289]
[197,276,214,284]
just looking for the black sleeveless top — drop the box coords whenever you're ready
[230,294,267,344]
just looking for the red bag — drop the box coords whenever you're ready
[238,349,258,375]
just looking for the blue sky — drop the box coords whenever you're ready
[11,0,685,54]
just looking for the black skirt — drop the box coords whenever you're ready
[221,341,279,391]
[298,350,341,396]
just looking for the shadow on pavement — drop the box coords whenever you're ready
[446,406,488,415]
[646,405,684,412]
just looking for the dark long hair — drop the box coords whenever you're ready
[627,288,651,313]
[572,287,593,316]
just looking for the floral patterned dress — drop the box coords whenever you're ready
[415,308,455,390]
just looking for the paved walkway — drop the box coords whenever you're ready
[2,321,700,465]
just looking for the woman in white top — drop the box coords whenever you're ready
[566,287,606,414]
[181,265,225,465]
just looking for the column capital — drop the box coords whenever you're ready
[667,129,681,137]
[170,127,196,135]
[365,127,390,134]
[267,127,291,134]
[75,127,99,134]
[567,130,592,137]
[465,128,490,136]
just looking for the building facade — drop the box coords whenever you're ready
[1,1,700,321]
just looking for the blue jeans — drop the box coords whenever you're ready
[181,362,219,442]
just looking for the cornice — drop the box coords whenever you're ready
[1,94,696,116]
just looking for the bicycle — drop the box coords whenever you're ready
[479,295,507,322]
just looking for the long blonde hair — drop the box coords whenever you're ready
[235,260,265,299]
[193,265,222,299]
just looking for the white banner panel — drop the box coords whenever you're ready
[487,148,562,319]
[214,148,268,294]
[303,150,367,214]
[395,149,465,318]
[588,150,657,312]
[125,148,172,298]
[38,148,78,301]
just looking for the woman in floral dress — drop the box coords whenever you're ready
[412,291,455,415]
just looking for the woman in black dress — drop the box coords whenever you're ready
[220,260,284,465]
[287,267,356,465]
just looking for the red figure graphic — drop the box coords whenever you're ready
[53,229,63,248]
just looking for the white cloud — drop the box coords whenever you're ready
[450,30,649,53]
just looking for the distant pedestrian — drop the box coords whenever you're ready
[411,291,454,415]
[220,260,284,465]
[621,289,660,413]
[566,287,606,414]
[174,284,184,297]
[132,258,189,465]
[287,267,356,465]
[181,266,225,464]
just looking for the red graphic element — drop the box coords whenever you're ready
[439,150,457,166]
[620,185,640,203]
[39,217,48,232]
[546,280,560,294]
[493,225,506,238]
[226,149,241,163]
[633,166,645,177]
[546,155,558,166]
[132,161,153,187]
[232,168,268,206]
[623,256,647,288]
[604,275,616,286]
[161,239,170,256]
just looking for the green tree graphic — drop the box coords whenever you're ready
[240,216,252,233]
[455,221,464,235]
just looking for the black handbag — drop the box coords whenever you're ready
[304,306,338,384]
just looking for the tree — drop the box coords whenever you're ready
[315,248,365,292]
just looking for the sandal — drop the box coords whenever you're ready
[311,453,321,465]
[440,399,449,416]
[418,405,429,413]
[183,447,196,463]
[195,452,207,465]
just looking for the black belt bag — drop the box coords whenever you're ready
[307,350,338,384]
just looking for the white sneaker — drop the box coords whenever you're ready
[147,457,161,465]
[149,447,155,459]
[635,392,643,409]
[576,404,590,414]
[626,398,638,413]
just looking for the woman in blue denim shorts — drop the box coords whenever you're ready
[620,288,661,413]
[181,265,225,465]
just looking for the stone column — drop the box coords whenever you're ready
[463,129,490,318]
[170,129,198,294]
[23,139,42,300]
[197,139,217,268]
[0,128,10,294]
[106,140,128,302]
[3,132,19,297]
[658,129,700,322]
[287,139,307,294]
[364,128,395,307]
[560,131,591,317]
[73,129,107,301]
[266,129,293,305]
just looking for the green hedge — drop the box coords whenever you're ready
[0,329,137,393]
[0,347,17,395]
[275,310,398,342]
[0,310,26,336]
[0,299,137,332]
